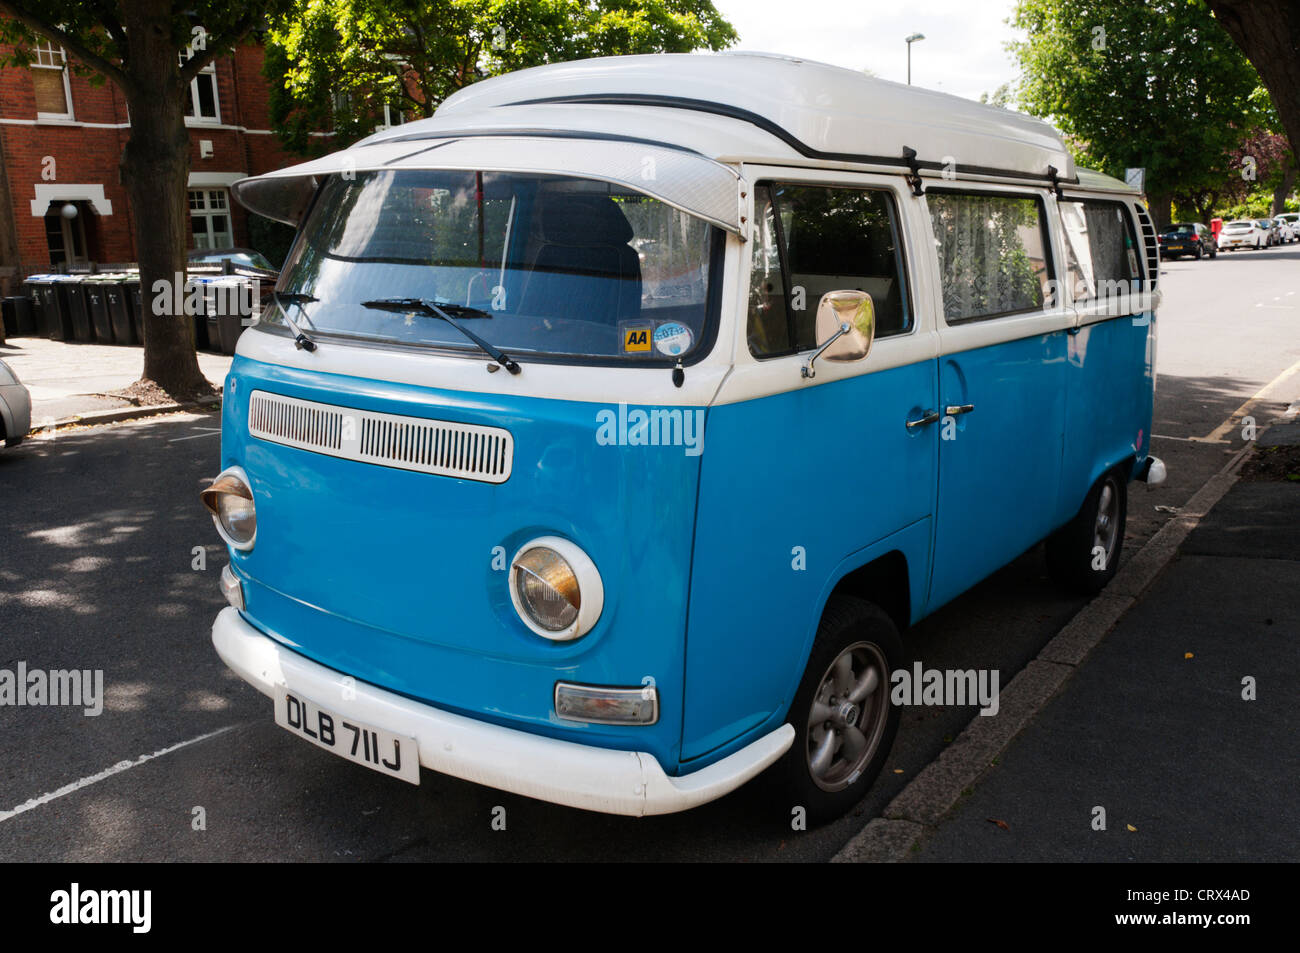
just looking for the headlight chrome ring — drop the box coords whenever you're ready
[509,536,603,641]
[201,465,257,551]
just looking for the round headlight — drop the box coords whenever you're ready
[217,492,257,545]
[509,537,603,641]
[201,467,257,551]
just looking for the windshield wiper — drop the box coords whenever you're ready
[361,298,521,374]
[270,292,319,352]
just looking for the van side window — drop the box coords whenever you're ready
[1059,201,1141,304]
[747,183,910,358]
[926,192,1052,322]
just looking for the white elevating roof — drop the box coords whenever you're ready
[235,53,1091,228]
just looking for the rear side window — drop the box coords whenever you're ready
[926,191,1052,322]
[747,183,910,358]
[1061,200,1141,302]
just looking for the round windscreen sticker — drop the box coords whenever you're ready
[653,322,694,357]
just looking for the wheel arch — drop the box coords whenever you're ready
[826,550,911,635]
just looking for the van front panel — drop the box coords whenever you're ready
[219,353,702,770]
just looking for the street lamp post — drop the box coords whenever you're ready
[905,33,925,85]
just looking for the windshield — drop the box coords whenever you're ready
[267,170,722,362]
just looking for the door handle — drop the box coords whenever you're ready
[906,409,941,430]
[944,404,975,417]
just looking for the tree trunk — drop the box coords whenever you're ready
[1148,192,1174,230]
[1272,152,1296,215]
[119,0,212,400]
[1208,1,1300,160]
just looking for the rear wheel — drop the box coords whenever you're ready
[1193,244,1202,260]
[1046,469,1127,595]
[772,596,902,826]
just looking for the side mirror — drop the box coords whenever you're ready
[802,290,875,379]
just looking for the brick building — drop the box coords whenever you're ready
[0,36,307,292]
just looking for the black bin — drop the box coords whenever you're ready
[23,279,46,335]
[33,276,75,340]
[188,276,213,351]
[205,276,256,355]
[101,277,136,345]
[63,277,95,342]
[122,276,145,345]
[84,278,116,344]
[2,296,35,337]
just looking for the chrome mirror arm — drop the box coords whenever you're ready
[801,322,851,380]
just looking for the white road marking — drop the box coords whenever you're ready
[169,427,222,442]
[1152,434,1202,442]
[0,725,238,823]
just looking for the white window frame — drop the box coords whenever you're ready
[188,188,233,249]
[381,102,407,128]
[180,49,221,124]
[45,202,88,268]
[32,40,74,122]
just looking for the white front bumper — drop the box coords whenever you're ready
[212,607,794,817]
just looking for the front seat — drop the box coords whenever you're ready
[520,194,642,324]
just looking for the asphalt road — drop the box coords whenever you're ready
[0,244,1296,862]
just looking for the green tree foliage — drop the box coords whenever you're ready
[1009,0,1267,226]
[267,0,738,155]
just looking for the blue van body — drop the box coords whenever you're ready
[204,54,1161,815]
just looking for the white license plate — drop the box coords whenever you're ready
[274,686,420,784]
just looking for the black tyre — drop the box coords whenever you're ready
[1193,244,1202,260]
[4,436,21,448]
[772,596,902,826]
[1046,469,1127,595]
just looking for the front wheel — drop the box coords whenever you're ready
[771,596,902,826]
[1046,469,1127,595]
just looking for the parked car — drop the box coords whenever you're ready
[1157,222,1216,259]
[0,358,32,448]
[201,53,1163,823]
[1218,219,1266,250]
[1276,212,1299,238]
[1256,219,1281,246]
[1272,216,1298,243]
[187,247,278,273]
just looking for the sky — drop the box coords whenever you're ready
[711,0,1024,103]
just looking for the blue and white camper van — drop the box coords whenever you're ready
[202,53,1164,822]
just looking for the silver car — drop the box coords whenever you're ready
[0,358,32,448]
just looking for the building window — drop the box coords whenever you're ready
[380,102,407,129]
[189,189,232,248]
[180,50,220,122]
[45,203,88,268]
[31,40,73,120]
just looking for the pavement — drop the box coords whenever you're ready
[887,419,1300,862]
[0,336,232,428]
